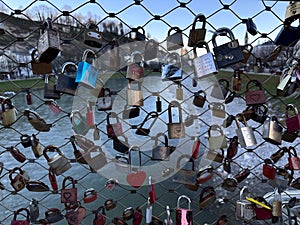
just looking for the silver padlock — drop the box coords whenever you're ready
[209,102,226,118]
[235,186,255,221]
[235,115,257,148]
[262,116,283,145]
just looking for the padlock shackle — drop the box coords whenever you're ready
[133,26,145,35]
[167,26,182,36]
[194,90,206,98]
[82,49,96,62]
[130,50,144,64]
[23,109,42,120]
[163,52,181,65]
[212,27,236,47]
[176,154,195,170]
[31,49,38,61]
[70,110,85,125]
[239,186,250,201]
[241,44,253,54]
[193,41,210,55]
[128,146,142,169]
[1,97,13,112]
[235,114,248,129]
[115,155,130,165]
[84,188,96,197]
[208,124,224,137]
[106,111,120,125]
[98,87,111,98]
[246,79,263,91]
[154,132,168,147]
[168,100,183,124]
[196,166,214,184]
[127,80,142,90]
[192,13,206,30]
[288,146,298,158]
[177,194,191,209]
[43,145,62,161]
[286,104,299,118]
[62,176,76,189]
[138,111,158,132]
[61,62,78,74]
[218,78,230,89]
[85,22,99,30]
[199,186,215,201]
[13,207,30,221]
[95,206,106,216]
[9,167,24,181]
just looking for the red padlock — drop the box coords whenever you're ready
[93,206,106,225]
[86,102,95,127]
[61,176,78,203]
[133,207,143,225]
[26,89,32,105]
[192,136,201,159]
[11,208,30,225]
[8,146,26,163]
[48,168,58,191]
[148,176,156,204]
[83,188,98,204]
[286,104,300,133]
[262,159,276,180]
[288,146,300,170]
[226,136,239,159]
[252,197,273,220]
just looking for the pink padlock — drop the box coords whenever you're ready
[286,104,300,133]
[176,195,193,225]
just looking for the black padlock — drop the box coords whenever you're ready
[156,96,162,112]
[246,18,257,35]
[84,23,102,48]
[136,111,158,136]
[193,90,206,108]
[188,14,206,47]
[133,26,146,41]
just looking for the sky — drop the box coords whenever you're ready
[0,0,291,48]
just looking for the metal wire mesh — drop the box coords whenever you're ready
[0,0,300,224]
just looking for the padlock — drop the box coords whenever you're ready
[288,146,300,170]
[133,207,143,225]
[48,168,58,191]
[123,207,134,221]
[262,116,283,145]
[188,14,206,47]
[223,158,231,173]
[240,44,253,64]
[164,205,173,225]
[193,41,217,78]
[166,26,184,51]
[44,74,60,99]
[1,98,16,127]
[31,49,52,74]
[161,53,182,81]
[224,90,236,105]
[148,176,156,204]
[277,65,295,96]
[208,124,227,150]
[37,18,60,63]
[127,81,144,106]
[43,145,72,176]
[196,166,214,185]
[106,112,123,138]
[285,1,300,23]
[56,62,78,96]
[31,134,43,158]
[192,136,201,159]
[83,188,98,204]
[136,111,158,136]
[226,136,239,159]
[253,58,262,73]
[84,23,102,48]
[235,115,257,148]
[10,208,30,225]
[286,104,300,133]
[97,88,112,111]
[206,149,224,163]
[193,90,206,108]
[132,26,146,41]
[272,188,282,218]
[156,96,162,112]
[76,49,99,88]
[113,135,130,154]
[126,51,144,82]
[20,134,32,148]
[173,155,197,185]
[246,18,257,35]
[251,197,273,220]
[8,146,26,163]
[61,176,78,203]
[152,132,175,161]
[176,82,183,101]
[211,78,229,100]
[198,186,216,210]
[167,101,185,139]
[70,135,89,165]
[45,100,62,114]
[29,198,39,222]
[44,208,64,223]
[270,147,287,163]
[86,145,107,171]
[93,206,106,225]
[26,180,49,192]
[221,177,238,192]
[144,39,158,61]
[107,39,120,70]
[65,201,86,225]
[268,167,293,190]
[251,104,268,124]
[282,129,298,143]
[235,186,255,221]
[23,109,52,132]
[245,79,266,105]
[176,195,193,225]
[122,104,140,119]
[232,70,242,91]
[262,159,276,180]
[209,102,226,118]
[9,167,30,192]
[212,27,244,68]
[274,22,300,47]
[222,114,235,128]
[234,168,251,183]
[86,102,95,127]
[26,89,32,105]
[70,110,90,136]
[241,106,255,121]
[126,146,146,188]
[105,199,117,211]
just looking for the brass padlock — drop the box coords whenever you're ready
[209,102,226,118]
[23,109,52,132]
[37,18,60,63]
[232,70,242,91]
[1,97,17,127]
[235,115,257,148]
[262,116,283,145]
[31,49,52,74]
[43,145,72,176]
[127,81,143,106]
[193,90,206,108]
[84,23,102,48]
[167,101,185,139]
[152,132,175,161]
[285,1,300,23]
[31,134,43,158]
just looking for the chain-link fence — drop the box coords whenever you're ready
[0,0,300,225]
